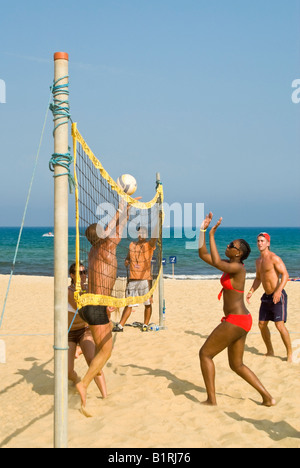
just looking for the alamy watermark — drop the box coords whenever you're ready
[92,200,204,250]
[1,78,299,104]
[0,79,6,104]
[291,79,300,104]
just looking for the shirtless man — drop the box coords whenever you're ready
[113,226,157,332]
[86,215,125,296]
[246,232,292,363]
[76,199,136,415]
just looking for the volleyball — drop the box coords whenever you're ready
[117,174,137,195]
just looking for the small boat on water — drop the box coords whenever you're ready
[42,232,54,237]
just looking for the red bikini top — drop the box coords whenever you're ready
[218,273,244,300]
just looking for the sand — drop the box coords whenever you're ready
[0,274,299,448]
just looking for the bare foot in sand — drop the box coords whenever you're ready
[287,353,293,363]
[201,399,217,406]
[76,380,87,408]
[80,404,93,418]
[262,397,276,407]
[76,381,93,417]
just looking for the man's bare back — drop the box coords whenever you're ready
[88,238,118,295]
[85,198,138,296]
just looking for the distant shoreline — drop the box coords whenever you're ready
[1,273,299,281]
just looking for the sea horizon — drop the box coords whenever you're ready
[1,226,299,279]
[1,225,299,228]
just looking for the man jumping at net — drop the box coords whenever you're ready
[76,198,138,416]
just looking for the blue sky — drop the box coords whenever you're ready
[0,0,299,227]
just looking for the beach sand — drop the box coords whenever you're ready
[0,274,299,448]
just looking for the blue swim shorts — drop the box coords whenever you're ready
[259,289,287,323]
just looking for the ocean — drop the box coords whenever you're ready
[0,226,299,279]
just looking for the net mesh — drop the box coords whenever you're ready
[71,123,163,310]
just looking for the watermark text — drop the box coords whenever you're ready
[291,79,300,104]
[85,200,205,250]
[0,79,6,104]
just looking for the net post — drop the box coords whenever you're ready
[53,51,69,449]
[156,172,165,328]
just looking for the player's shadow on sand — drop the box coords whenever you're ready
[0,357,54,448]
[185,329,286,360]
[225,411,300,442]
[15,357,54,396]
[185,330,209,340]
[0,357,54,398]
[123,363,205,403]
[122,363,240,404]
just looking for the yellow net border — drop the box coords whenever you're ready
[71,122,164,309]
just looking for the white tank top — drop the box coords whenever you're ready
[68,286,77,314]
[68,302,77,314]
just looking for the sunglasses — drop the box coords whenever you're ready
[79,269,87,275]
[228,242,240,251]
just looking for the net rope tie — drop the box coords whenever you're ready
[49,76,75,193]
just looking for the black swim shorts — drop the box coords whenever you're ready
[78,305,109,326]
[259,289,287,323]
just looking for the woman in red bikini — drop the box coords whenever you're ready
[198,212,275,407]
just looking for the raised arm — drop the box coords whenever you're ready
[198,212,214,265]
[104,198,125,238]
[206,217,243,276]
[105,196,142,242]
[149,219,159,248]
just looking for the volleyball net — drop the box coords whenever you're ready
[71,123,163,310]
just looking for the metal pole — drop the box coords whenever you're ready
[156,172,165,328]
[53,52,69,448]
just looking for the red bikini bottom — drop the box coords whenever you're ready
[221,313,252,332]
